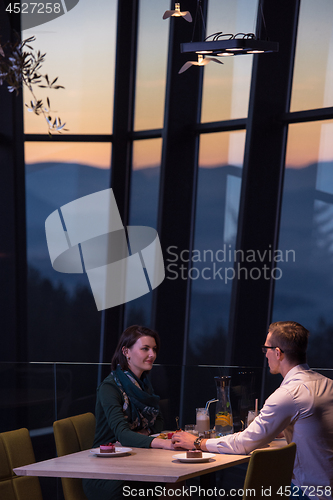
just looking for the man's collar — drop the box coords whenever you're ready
[281,363,310,385]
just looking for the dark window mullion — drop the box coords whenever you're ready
[281,106,333,124]
[151,0,207,426]
[226,0,301,378]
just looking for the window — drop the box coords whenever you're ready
[23,0,117,361]
[272,120,333,367]
[290,0,333,112]
[187,132,244,365]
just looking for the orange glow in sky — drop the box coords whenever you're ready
[23,0,333,170]
[24,142,112,169]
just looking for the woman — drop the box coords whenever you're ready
[83,325,173,500]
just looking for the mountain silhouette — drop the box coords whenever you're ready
[25,161,333,365]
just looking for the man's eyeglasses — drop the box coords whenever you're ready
[261,345,284,354]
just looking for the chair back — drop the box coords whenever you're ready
[243,442,297,500]
[0,428,43,500]
[53,412,96,500]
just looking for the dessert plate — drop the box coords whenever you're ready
[172,452,215,463]
[90,447,132,457]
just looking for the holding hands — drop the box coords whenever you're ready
[152,431,199,450]
[171,431,197,449]
[152,431,210,451]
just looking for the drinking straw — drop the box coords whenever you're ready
[255,398,258,416]
[205,398,218,410]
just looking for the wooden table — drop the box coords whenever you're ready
[13,447,249,483]
[13,440,287,484]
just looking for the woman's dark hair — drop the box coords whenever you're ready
[111,325,160,371]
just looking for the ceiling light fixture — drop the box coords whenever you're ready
[162,0,278,74]
[178,54,223,74]
[178,0,279,67]
[163,3,192,22]
[181,36,278,57]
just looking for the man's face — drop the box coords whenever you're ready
[265,331,280,375]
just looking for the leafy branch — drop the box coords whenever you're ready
[0,35,67,135]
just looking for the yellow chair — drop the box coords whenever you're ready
[53,412,96,500]
[0,428,43,500]
[243,442,297,500]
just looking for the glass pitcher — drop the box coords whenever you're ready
[214,376,234,436]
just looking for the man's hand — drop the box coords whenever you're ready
[171,431,197,449]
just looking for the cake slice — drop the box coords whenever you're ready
[186,449,202,458]
[100,443,116,453]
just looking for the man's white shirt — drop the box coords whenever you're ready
[206,365,333,500]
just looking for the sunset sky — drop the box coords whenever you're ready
[22,0,333,169]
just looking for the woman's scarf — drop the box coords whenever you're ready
[111,365,160,431]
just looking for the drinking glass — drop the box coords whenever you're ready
[196,408,210,434]
[184,424,197,435]
[247,410,256,427]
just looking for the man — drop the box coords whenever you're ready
[172,321,333,500]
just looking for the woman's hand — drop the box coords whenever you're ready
[150,438,175,450]
[161,438,175,450]
[171,431,197,450]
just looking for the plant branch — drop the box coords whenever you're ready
[0,34,68,135]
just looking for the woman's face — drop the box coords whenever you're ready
[123,336,157,379]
